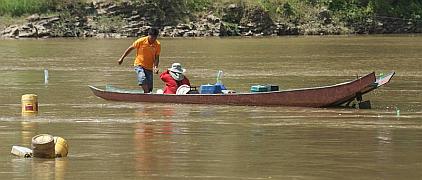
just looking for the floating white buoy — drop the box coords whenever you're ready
[44,69,49,85]
[11,146,33,158]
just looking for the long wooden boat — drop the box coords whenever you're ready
[89,71,395,108]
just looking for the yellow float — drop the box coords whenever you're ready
[54,136,69,157]
[21,94,38,115]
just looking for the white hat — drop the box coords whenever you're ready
[168,63,186,74]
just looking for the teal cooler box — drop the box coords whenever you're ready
[200,84,222,94]
[250,85,279,92]
[250,85,269,92]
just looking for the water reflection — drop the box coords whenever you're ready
[133,105,177,176]
[375,127,393,179]
[31,159,68,180]
[54,159,68,180]
[20,122,37,146]
[134,105,178,120]
[10,158,68,180]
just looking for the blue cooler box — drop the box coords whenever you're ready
[200,84,222,94]
[214,83,227,90]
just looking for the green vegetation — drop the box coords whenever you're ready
[0,0,420,36]
[0,0,84,16]
[185,0,211,12]
[0,0,56,16]
[1,0,420,20]
[195,0,421,20]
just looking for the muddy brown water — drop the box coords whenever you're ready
[1,35,421,179]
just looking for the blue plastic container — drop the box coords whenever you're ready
[215,82,227,91]
[200,84,222,94]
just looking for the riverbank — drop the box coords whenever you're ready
[1,0,421,38]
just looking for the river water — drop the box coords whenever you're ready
[0,35,421,179]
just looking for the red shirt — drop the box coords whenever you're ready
[160,70,190,94]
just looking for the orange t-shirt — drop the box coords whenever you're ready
[132,36,161,70]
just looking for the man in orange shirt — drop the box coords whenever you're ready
[117,28,161,93]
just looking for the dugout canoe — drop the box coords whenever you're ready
[88,71,395,108]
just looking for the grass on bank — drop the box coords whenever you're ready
[0,0,84,17]
[0,15,25,30]
[0,0,52,16]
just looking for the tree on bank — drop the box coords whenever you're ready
[1,0,420,20]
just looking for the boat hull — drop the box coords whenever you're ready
[87,72,393,108]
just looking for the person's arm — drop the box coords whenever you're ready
[118,46,135,65]
[153,43,161,73]
[159,70,167,81]
[153,55,160,74]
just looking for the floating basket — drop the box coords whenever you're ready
[31,134,55,158]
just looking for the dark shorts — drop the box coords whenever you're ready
[134,66,153,88]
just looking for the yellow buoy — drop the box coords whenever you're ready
[21,94,38,115]
[31,134,55,158]
[54,136,69,157]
